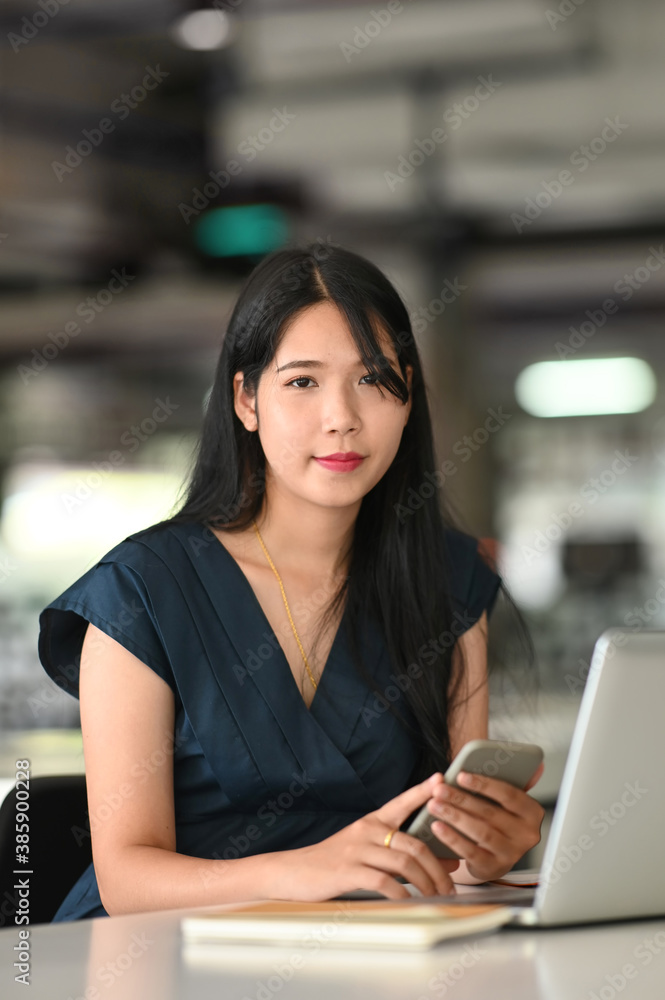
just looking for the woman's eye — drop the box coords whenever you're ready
[287,377,315,388]
[286,373,380,388]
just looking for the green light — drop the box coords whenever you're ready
[194,204,290,257]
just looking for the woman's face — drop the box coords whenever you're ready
[233,300,412,512]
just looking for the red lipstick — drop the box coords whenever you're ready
[315,452,365,472]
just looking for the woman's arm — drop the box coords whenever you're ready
[445,610,492,884]
[447,609,490,757]
[80,623,295,914]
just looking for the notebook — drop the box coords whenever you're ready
[181,898,513,951]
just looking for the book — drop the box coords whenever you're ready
[489,869,540,888]
[181,898,514,951]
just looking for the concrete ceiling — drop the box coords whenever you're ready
[0,0,664,358]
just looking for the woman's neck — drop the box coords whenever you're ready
[252,490,359,581]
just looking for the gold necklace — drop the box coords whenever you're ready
[251,519,318,691]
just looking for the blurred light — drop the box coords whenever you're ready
[1,463,182,562]
[500,534,564,611]
[515,358,657,418]
[170,10,235,51]
[194,204,290,257]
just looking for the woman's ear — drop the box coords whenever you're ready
[233,372,258,432]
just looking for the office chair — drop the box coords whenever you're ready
[0,774,92,926]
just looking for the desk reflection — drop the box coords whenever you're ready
[2,906,664,1000]
[181,928,538,999]
[82,909,179,999]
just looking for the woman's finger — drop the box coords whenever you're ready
[431,785,507,831]
[360,839,452,897]
[374,772,445,830]
[430,819,498,867]
[430,782,536,836]
[437,783,543,843]
[453,771,543,820]
[428,795,513,854]
[387,831,457,895]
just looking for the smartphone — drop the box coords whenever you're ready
[405,739,544,859]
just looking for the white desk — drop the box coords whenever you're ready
[2,902,665,1000]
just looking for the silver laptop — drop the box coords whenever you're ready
[508,627,665,926]
[342,629,665,926]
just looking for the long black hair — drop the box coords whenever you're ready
[144,239,535,781]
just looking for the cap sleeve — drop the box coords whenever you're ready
[38,559,175,699]
[442,528,502,634]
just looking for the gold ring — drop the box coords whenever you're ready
[384,828,398,848]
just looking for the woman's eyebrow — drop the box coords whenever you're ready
[275,358,374,373]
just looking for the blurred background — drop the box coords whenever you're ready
[0,0,664,822]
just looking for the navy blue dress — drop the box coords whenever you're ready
[37,520,501,921]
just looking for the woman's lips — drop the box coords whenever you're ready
[314,456,365,472]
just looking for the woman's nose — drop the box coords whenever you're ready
[320,385,361,434]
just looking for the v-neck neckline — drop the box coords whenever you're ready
[205,523,347,713]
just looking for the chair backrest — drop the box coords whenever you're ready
[0,774,92,926]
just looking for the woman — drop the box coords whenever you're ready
[38,241,544,920]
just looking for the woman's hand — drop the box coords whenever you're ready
[271,773,460,901]
[425,763,545,883]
